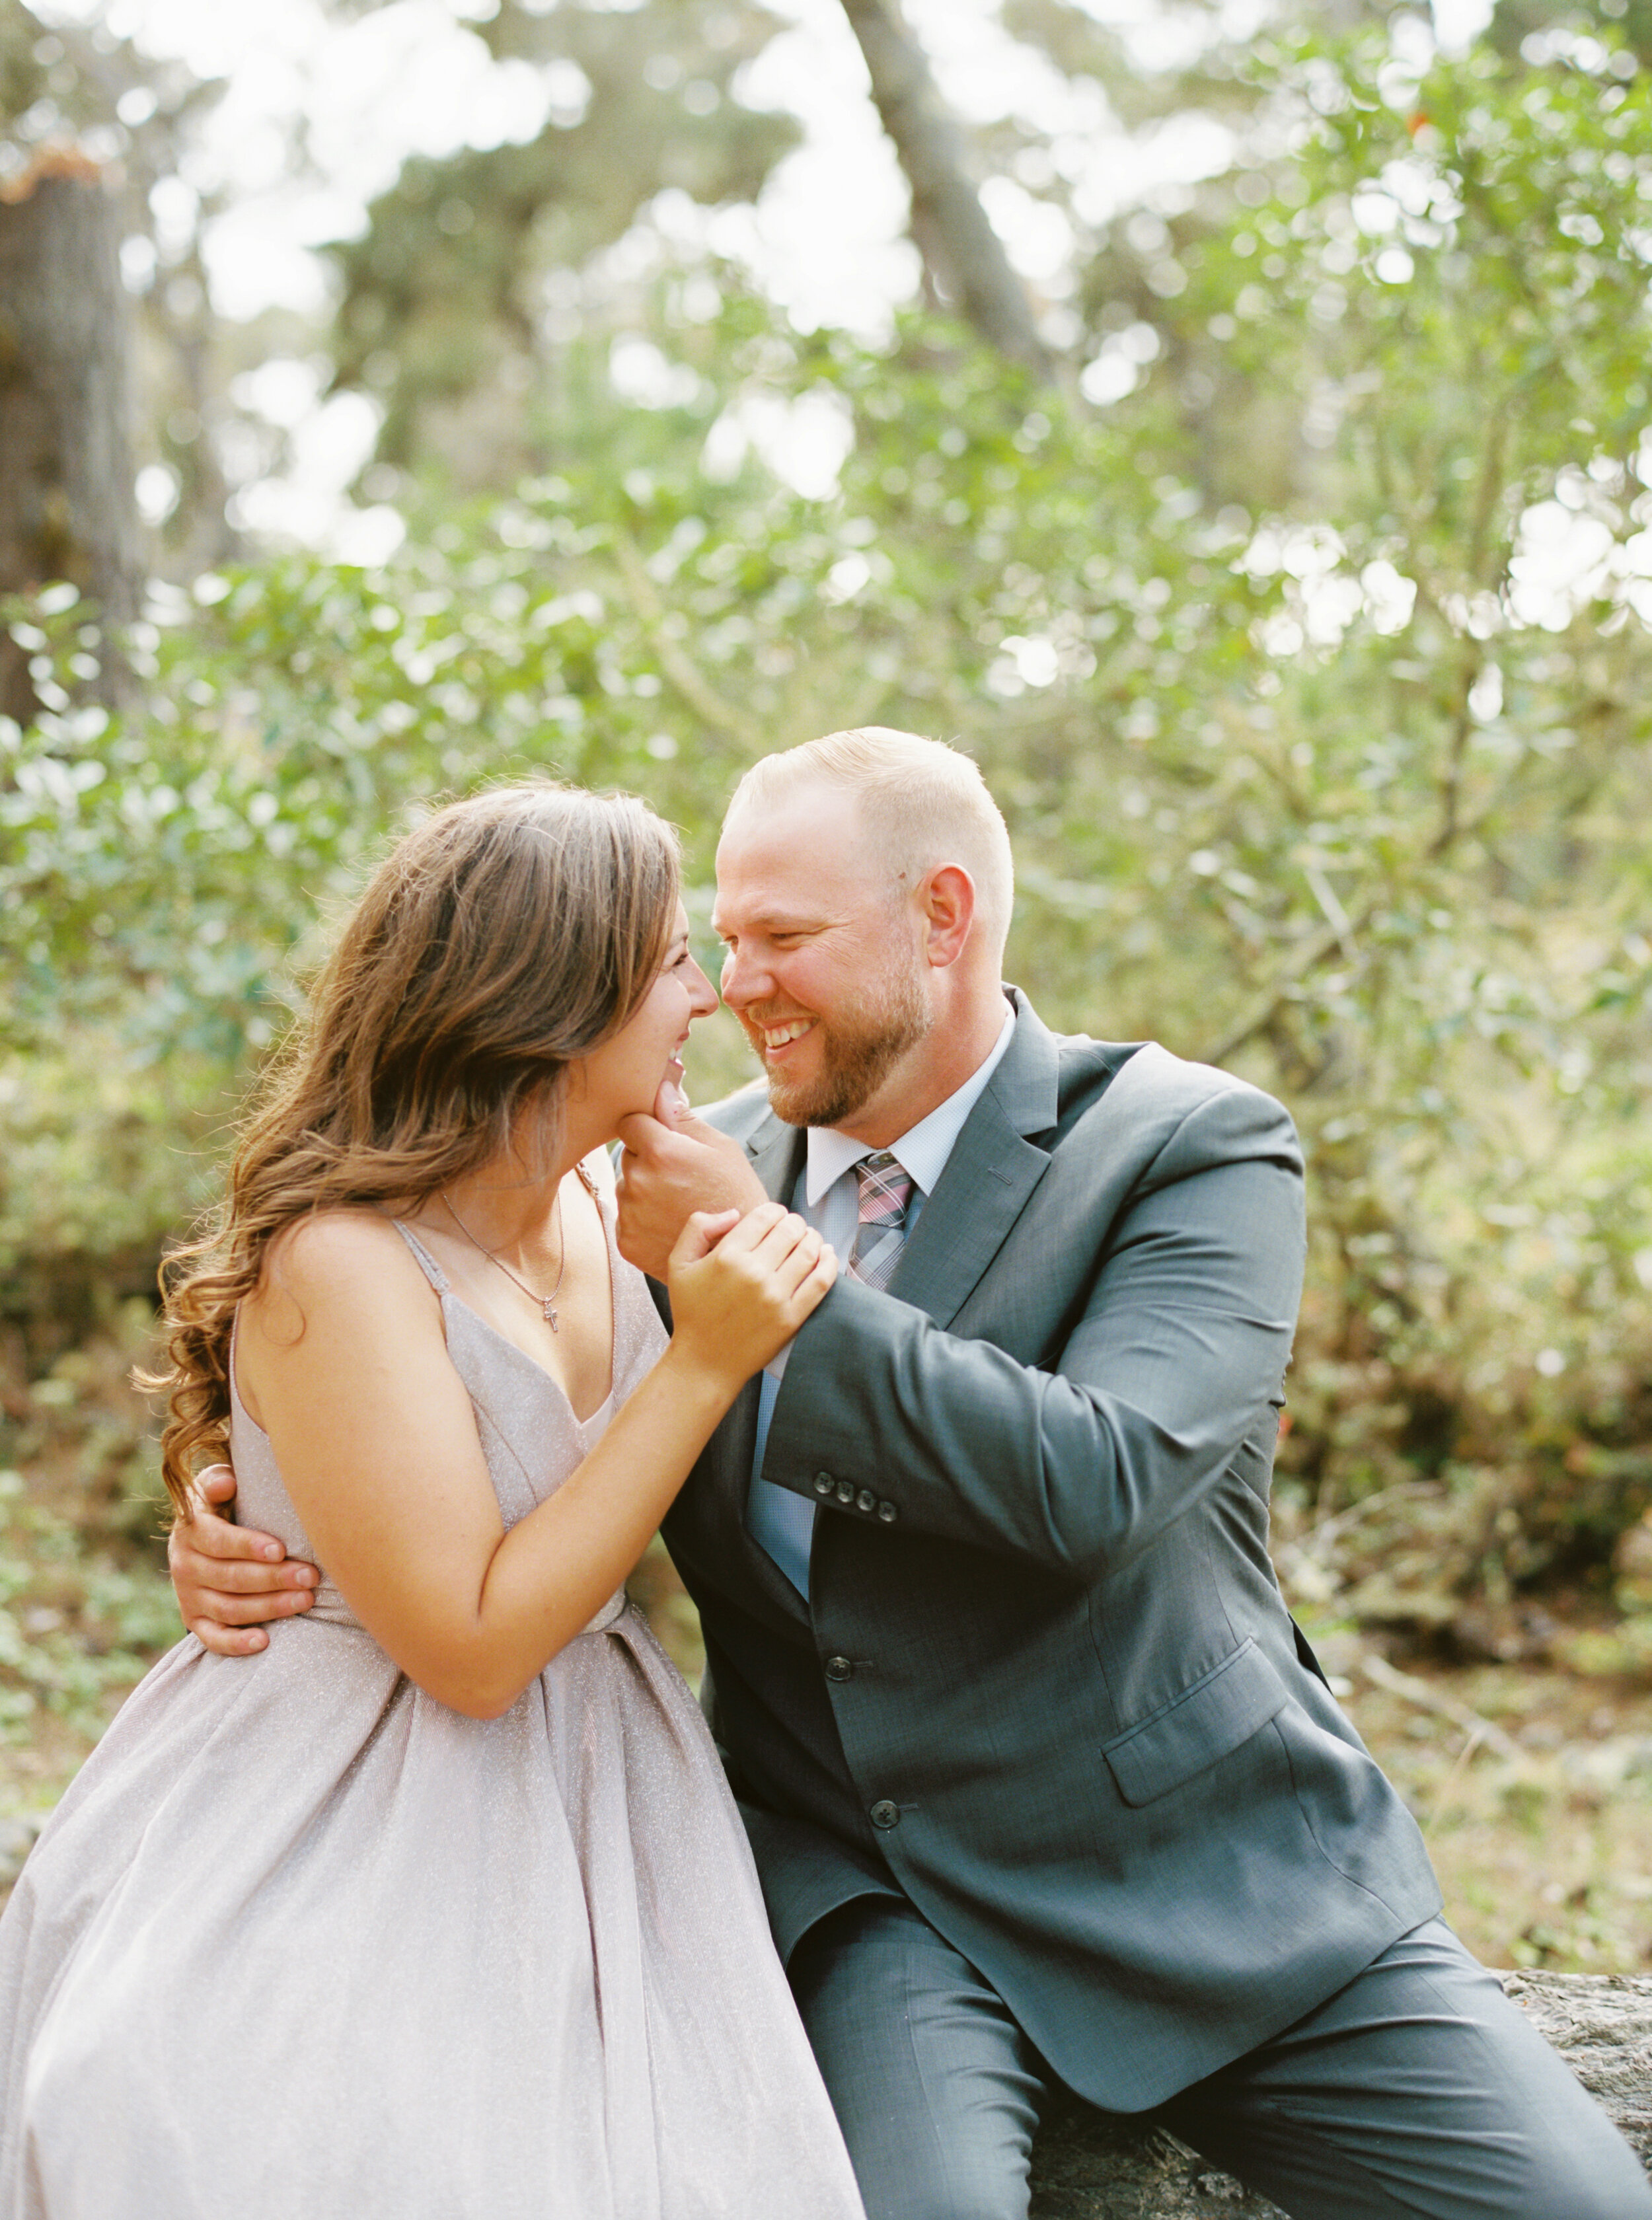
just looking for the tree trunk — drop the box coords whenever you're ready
[836,0,1054,380]
[0,155,143,723]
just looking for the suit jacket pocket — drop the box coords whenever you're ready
[1102,1637,1290,1808]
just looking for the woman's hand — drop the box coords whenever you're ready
[665,1201,837,1386]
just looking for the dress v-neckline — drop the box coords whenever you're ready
[437,1291,617,1432]
[393,1173,620,1430]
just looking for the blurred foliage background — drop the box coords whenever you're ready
[2,0,1652,1962]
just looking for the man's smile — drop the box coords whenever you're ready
[757,1018,816,1054]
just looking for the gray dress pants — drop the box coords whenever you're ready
[788,1900,1652,2220]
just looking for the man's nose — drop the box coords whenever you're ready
[720,945,769,1010]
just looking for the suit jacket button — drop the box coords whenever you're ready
[835,1479,856,1504]
[869,1798,900,1830]
[856,1488,876,1514]
[877,1501,897,1524]
[824,1655,853,1682]
[813,1472,834,1497]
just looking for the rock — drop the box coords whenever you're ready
[1028,1970,1652,2217]
[1504,1970,1652,2171]
[1029,2106,1283,2218]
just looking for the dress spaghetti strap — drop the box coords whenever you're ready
[393,1220,451,1294]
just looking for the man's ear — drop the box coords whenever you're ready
[919,864,975,967]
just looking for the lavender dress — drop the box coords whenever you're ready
[0,1192,865,2220]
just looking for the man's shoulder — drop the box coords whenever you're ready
[1001,990,1285,1128]
[1047,1033,1300,1167]
[1057,1030,1243,1119]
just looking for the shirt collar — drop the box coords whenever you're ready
[805,1001,1017,1208]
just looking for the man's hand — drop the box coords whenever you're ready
[616,1077,768,1280]
[169,1464,319,1656]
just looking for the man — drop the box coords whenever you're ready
[173,731,1650,2219]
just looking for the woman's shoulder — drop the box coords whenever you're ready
[248,1210,435,1333]
[266,1206,410,1275]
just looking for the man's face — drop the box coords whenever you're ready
[712,783,933,1132]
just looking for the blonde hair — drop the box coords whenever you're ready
[149,782,678,1515]
[728,728,1014,955]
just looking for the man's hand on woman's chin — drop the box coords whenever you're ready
[169,1464,320,1656]
[615,1080,767,1281]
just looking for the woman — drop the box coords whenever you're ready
[0,784,866,2220]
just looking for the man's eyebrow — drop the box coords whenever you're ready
[711,910,823,938]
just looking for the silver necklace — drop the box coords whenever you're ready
[442,1187,567,1331]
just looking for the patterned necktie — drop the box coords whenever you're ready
[850,1151,916,1292]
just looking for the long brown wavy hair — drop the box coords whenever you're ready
[151,782,679,1516]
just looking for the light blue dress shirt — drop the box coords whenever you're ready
[745,1005,1017,1598]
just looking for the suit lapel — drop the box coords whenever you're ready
[691,1006,1059,1614]
[889,991,1060,1331]
[747,1116,807,1206]
[714,1110,804,1520]
[696,1105,802,1535]
[700,1115,812,1627]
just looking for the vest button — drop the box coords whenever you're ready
[856,1488,876,1514]
[869,1798,900,1830]
[824,1654,853,1682]
[835,1478,856,1504]
[813,1472,834,1497]
[877,1500,898,1524]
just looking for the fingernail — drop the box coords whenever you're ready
[262,1542,281,1561]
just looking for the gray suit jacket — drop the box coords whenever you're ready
[659,990,1441,2112]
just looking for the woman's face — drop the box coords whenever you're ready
[566,903,718,1137]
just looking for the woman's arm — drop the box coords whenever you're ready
[237,1201,832,1717]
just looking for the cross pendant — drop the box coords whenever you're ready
[543,1302,559,1331]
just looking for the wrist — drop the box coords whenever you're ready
[656,1336,743,1412]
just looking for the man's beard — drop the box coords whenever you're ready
[747,967,932,1128]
